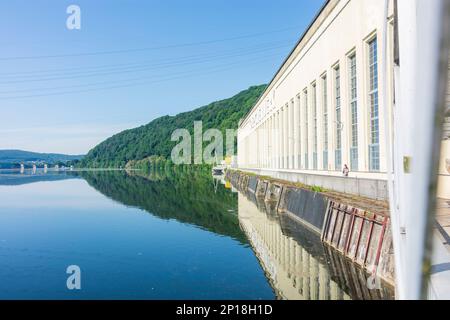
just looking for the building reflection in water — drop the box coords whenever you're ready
[237,192,394,300]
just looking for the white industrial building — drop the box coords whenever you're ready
[237,0,397,198]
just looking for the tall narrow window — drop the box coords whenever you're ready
[312,83,318,170]
[368,37,380,171]
[349,54,358,171]
[334,66,342,170]
[296,94,302,169]
[322,75,328,170]
[304,89,309,169]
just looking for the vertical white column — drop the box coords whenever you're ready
[254,131,258,168]
[279,108,283,169]
[260,123,263,168]
[285,105,288,170]
[277,111,281,169]
[254,128,258,168]
[300,96,304,170]
[265,120,268,168]
[253,131,256,168]
[287,103,292,169]
[273,115,277,169]
[266,120,269,169]
[263,122,265,168]
[266,118,271,169]
[243,137,246,167]
[286,104,289,169]
[263,121,267,168]
[264,120,267,168]
[255,129,258,168]
[284,104,289,169]
[263,122,266,168]
[255,127,258,168]
[261,123,264,168]
[304,91,309,170]
[280,108,284,169]
[271,116,275,169]
[286,104,290,169]
[308,90,312,170]
[273,114,276,169]
[249,132,253,167]
[269,116,272,169]
[257,126,260,168]
[290,100,295,169]
[287,102,291,169]
[247,136,250,167]
[298,95,302,169]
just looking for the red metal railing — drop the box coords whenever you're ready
[322,200,389,273]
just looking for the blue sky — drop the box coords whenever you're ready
[0,0,324,154]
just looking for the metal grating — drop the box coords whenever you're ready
[321,201,389,273]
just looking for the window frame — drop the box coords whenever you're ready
[321,73,329,170]
[348,51,359,171]
[334,64,342,171]
[367,34,380,172]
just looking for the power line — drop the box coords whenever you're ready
[0,39,293,77]
[0,41,291,82]
[0,50,284,95]
[0,46,287,85]
[0,55,277,100]
[0,26,302,61]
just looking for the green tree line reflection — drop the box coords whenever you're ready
[80,168,247,244]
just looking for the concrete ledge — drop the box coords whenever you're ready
[238,168,388,201]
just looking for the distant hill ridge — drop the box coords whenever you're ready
[0,149,84,164]
[81,84,267,168]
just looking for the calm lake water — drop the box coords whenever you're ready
[0,169,393,300]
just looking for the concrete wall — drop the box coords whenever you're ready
[241,168,388,200]
[237,0,396,186]
[275,186,326,232]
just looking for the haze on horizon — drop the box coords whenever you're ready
[0,0,324,155]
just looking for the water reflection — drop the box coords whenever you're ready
[79,169,247,244]
[0,168,245,243]
[0,170,79,186]
[237,191,395,300]
[0,168,274,299]
[0,168,394,299]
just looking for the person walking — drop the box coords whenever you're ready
[343,164,349,177]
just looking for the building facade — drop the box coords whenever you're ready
[237,0,396,197]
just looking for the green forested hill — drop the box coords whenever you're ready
[81,84,266,168]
